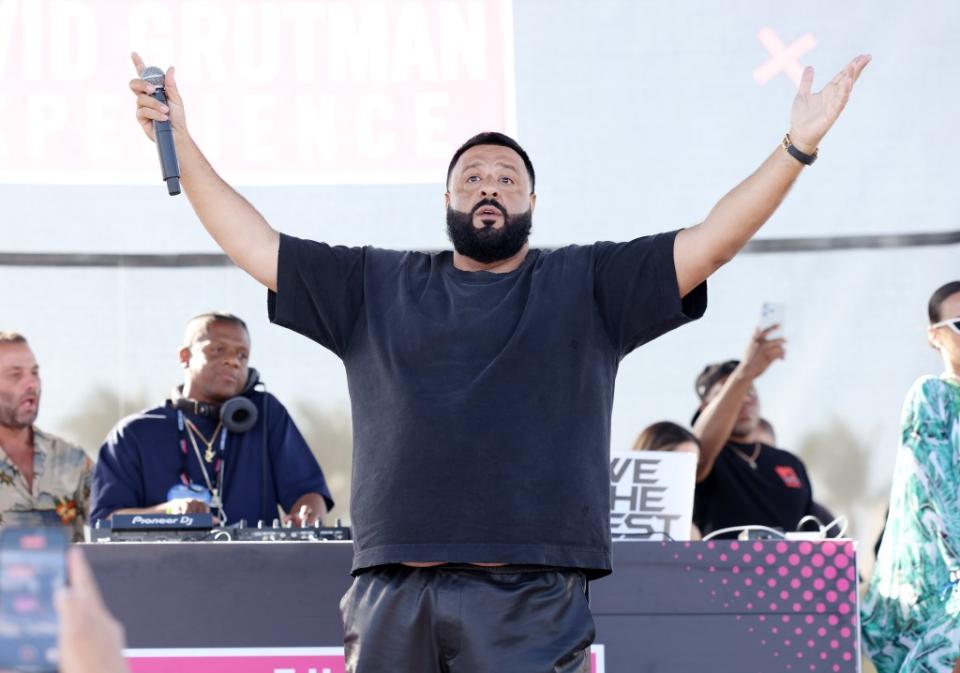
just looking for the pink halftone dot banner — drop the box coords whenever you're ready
[676,539,859,672]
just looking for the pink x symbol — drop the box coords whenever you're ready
[753,28,816,87]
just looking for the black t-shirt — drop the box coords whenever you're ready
[693,440,815,538]
[268,231,706,576]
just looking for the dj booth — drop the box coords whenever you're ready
[83,539,861,673]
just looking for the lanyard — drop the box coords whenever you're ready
[176,410,229,524]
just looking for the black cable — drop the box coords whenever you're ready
[260,381,270,523]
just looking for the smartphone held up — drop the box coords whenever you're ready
[0,528,68,673]
[758,302,785,339]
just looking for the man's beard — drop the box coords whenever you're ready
[446,198,532,264]
[0,392,38,429]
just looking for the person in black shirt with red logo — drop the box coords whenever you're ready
[692,328,827,538]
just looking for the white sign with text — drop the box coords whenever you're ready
[609,450,696,541]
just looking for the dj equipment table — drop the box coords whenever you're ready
[83,540,861,673]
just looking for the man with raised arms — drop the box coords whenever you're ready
[128,51,869,672]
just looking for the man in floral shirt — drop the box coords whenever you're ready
[0,332,91,541]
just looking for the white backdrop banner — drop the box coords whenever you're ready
[0,0,516,185]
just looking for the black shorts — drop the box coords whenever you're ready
[340,564,595,673]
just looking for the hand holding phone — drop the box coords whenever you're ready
[741,304,787,381]
[0,528,67,673]
[55,549,127,673]
[0,532,127,673]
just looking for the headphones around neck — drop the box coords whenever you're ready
[169,368,261,433]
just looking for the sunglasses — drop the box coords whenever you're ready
[932,317,960,334]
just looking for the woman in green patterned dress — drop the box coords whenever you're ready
[862,281,960,673]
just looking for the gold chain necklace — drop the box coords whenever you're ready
[730,442,762,470]
[184,418,223,463]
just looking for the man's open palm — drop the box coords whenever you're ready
[790,54,871,150]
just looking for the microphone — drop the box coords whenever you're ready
[140,66,181,196]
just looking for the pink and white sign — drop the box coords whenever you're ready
[125,644,605,672]
[0,0,516,185]
[125,648,346,673]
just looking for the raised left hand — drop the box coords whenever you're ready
[789,54,871,152]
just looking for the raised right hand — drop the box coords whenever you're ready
[128,51,187,143]
[739,325,786,381]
